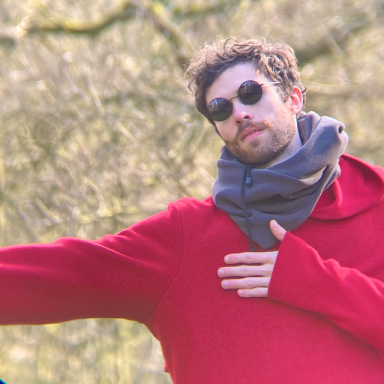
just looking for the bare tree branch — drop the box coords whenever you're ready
[0,0,195,68]
[0,0,139,44]
[295,15,378,65]
[172,1,239,19]
[138,0,194,68]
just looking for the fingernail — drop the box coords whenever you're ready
[218,269,224,277]
[222,281,229,288]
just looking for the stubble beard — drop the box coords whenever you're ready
[224,108,297,167]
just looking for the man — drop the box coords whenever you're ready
[1,37,384,383]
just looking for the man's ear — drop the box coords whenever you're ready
[287,86,303,115]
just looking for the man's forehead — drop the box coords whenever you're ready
[206,62,269,102]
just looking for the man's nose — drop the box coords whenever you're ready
[233,101,253,124]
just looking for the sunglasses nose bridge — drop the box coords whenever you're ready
[232,99,254,122]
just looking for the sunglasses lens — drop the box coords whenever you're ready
[238,80,262,104]
[207,81,264,122]
[208,98,233,122]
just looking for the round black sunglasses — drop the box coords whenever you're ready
[207,80,280,122]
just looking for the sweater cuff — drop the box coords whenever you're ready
[268,231,317,306]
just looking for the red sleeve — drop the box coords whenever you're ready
[0,202,183,325]
[268,232,384,353]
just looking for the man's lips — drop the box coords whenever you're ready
[239,126,265,142]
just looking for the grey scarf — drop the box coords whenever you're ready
[212,112,349,249]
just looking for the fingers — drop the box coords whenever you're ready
[221,276,270,289]
[270,220,286,241]
[238,287,268,298]
[218,264,273,278]
[219,248,280,299]
[221,277,269,297]
[220,276,270,298]
[224,251,277,265]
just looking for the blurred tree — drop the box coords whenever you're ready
[0,0,383,383]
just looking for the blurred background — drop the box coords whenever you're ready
[0,0,383,382]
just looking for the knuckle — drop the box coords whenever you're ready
[245,254,253,263]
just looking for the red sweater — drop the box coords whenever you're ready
[1,154,384,383]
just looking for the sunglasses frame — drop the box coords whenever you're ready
[207,80,280,122]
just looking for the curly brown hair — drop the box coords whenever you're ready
[185,36,306,126]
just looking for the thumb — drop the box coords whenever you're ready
[270,220,286,242]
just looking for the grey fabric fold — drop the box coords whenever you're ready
[212,111,349,249]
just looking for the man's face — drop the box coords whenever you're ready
[205,62,302,167]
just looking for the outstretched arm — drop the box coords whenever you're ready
[0,205,182,325]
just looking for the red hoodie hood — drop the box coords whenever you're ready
[311,154,384,220]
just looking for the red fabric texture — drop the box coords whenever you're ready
[1,154,384,383]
